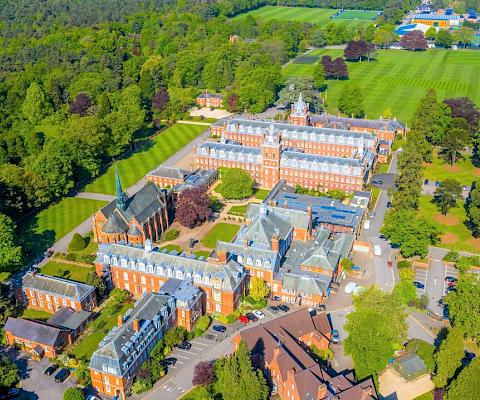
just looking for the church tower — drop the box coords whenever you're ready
[289,92,309,126]
[260,123,281,189]
[115,166,126,211]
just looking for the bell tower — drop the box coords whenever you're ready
[289,92,309,126]
[260,123,281,189]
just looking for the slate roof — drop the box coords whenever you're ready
[247,203,310,230]
[280,272,331,296]
[198,92,223,99]
[216,241,279,271]
[146,166,189,180]
[89,292,173,377]
[393,353,428,381]
[196,142,262,163]
[310,113,405,132]
[99,183,169,235]
[47,307,91,331]
[5,317,68,347]
[280,150,363,172]
[97,243,245,292]
[414,13,459,20]
[158,278,202,309]
[22,272,95,302]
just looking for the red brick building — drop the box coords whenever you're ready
[93,169,173,245]
[196,92,224,108]
[20,272,97,313]
[234,308,378,400]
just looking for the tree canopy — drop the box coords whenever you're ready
[446,358,480,400]
[216,168,253,200]
[433,327,464,388]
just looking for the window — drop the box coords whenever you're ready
[103,255,110,264]
[31,299,37,306]
[54,296,59,304]
[70,300,76,309]
[214,292,221,302]
[140,276,146,284]
[39,301,45,307]
[62,298,67,306]
[48,303,53,310]
[45,294,50,301]
[215,303,222,312]
[123,272,128,281]
[121,259,127,268]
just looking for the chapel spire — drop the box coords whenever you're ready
[115,165,125,211]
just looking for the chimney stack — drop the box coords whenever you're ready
[284,201,288,209]
[217,249,227,263]
[307,205,312,217]
[271,234,279,252]
[118,315,123,327]
[287,368,296,382]
[244,237,249,248]
[133,318,140,332]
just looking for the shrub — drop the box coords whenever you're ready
[192,361,215,386]
[397,260,412,269]
[196,315,212,332]
[399,268,414,281]
[341,258,354,272]
[215,314,229,324]
[63,387,85,400]
[68,233,87,252]
[443,251,459,263]
[132,378,153,394]
[162,229,180,242]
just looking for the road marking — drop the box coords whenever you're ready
[176,349,197,355]
[173,354,191,360]
[177,361,184,364]
[191,341,209,347]
[409,315,435,339]
[191,346,204,351]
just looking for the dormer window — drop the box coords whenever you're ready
[138,263,145,272]
[121,259,127,268]
[319,134,325,142]
[112,256,118,265]
[204,276,210,285]
[167,268,173,277]
[201,148,207,156]
[220,150,225,158]
[292,159,298,167]
[129,260,136,269]
[247,154,253,162]
[194,274,201,283]
[103,255,110,264]
[176,270,183,279]
[301,160,308,169]
[211,149,216,157]
[229,151,235,160]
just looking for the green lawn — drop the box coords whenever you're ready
[202,223,240,248]
[160,244,183,253]
[20,198,107,257]
[231,6,375,28]
[20,308,52,321]
[84,123,206,194]
[253,188,270,200]
[283,49,480,123]
[179,386,212,400]
[193,250,212,259]
[70,302,132,360]
[41,261,94,283]
[333,10,380,20]
[413,392,433,400]
[423,150,480,186]
[228,204,248,216]
[417,195,480,254]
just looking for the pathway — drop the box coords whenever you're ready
[75,192,115,201]
[177,120,212,126]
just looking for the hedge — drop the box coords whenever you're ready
[68,233,87,252]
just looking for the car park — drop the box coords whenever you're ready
[212,324,226,333]
[54,368,70,383]
[278,304,289,312]
[413,281,425,289]
[246,312,258,322]
[175,342,192,350]
[253,310,265,319]
[44,364,59,375]
[372,179,383,185]
[331,329,340,344]
[445,276,457,283]
[238,315,249,324]
[268,306,279,314]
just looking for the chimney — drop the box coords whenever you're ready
[271,234,279,252]
[284,201,288,209]
[273,346,280,360]
[217,249,227,263]
[118,315,123,327]
[317,384,328,399]
[243,237,249,248]
[133,318,139,332]
[307,205,312,217]
[287,368,296,382]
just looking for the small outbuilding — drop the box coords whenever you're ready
[393,353,428,381]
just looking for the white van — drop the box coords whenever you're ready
[373,245,382,256]
[363,220,371,230]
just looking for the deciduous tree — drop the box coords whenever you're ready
[0,213,23,273]
[400,30,427,51]
[249,277,268,302]
[63,387,85,400]
[338,83,364,118]
[0,355,19,388]
[434,179,462,215]
[435,29,453,48]
[22,82,51,124]
[192,361,215,387]
[69,93,92,116]
[216,168,253,200]
[175,186,212,228]
[433,327,464,388]
[446,357,480,399]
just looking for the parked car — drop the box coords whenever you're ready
[445,276,457,283]
[189,239,198,248]
[246,312,258,322]
[368,211,376,219]
[372,179,383,185]
[0,388,20,400]
[86,396,101,400]
[238,315,249,324]
[278,304,289,312]
[253,310,265,319]
[373,245,382,256]
[344,282,359,294]
[363,220,371,230]
[162,358,177,366]
[331,329,340,344]
[386,201,392,208]
[54,368,70,383]
[268,306,279,314]
[273,296,280,301]
[212,324,226,333]
[175,342,192,350]
[413,281,425,289]
[44,364,59,375]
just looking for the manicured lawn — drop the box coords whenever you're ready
[193,250,212,259]
[413,391,433,400]
[283,49,480,123]
[254,188,270,200]
[333,9,380,20]
[423,150,480,186]
[417,195,480,254]
[160,244,183,253]
[231,6,375,28]
[20,308,52,321]
[70,302,132,360]
[84,123,206,194]
[41,261,94,283]
[179,386,212,400]
[228,204,248,216]
[201,223,240,248]
[20,198,107,257]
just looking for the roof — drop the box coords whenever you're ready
[413,13,460,20]
[47,307,92,331]
[310,113,405,132]
[393,353,428,381]
[97,242,245,292]
[146,166,189,180]
[281,150,364,174]
[196,142,262,164]
[22,273,95,302]
[198,92,223,99]
[5,317,68,347]
[99,183,169,234]
[158,278,202,309]
[89,292,173,377]
[215,241,279,271]
[247,203,310,230]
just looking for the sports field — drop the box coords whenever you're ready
[230,6,375,27]
[284,49,480,123]
[84,123,206,195]
[332,9,380,20]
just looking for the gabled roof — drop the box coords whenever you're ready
[5,317,68,347]
[147,166,189,180]
[247,203,310,230]
[310,113,405,131]
[47,307,91,331]
[22,272,95,301]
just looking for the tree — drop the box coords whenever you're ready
[393,279,417,305]
[405,339,435,372]
[216,168,253,200]
[400,30,428,51]
[381,210,439,257]
[435,30,453,48]
[63,387,85,400]
[175,186,212,228]
[434,179,462,216]
[0,356,19,388]
[447,358,480,400]
[226,92,239,113]
[276,77,321,112]
[86,271,107,297]
[313,62,326,91]
[373,28,397,48]
[445,274,480,340]
[338,83,364,118]
[452,26,475,47]
[344,40,376,61]
[433,327,464,387]
[444,97,480,133]
[69,93,92,116]
[192,361,215,386]
[441,126,469,165]
[152,88,169,114]
[344,286,407,379]
[214,341,268,400]
[22,82,51,124]
[321,56,348,80]
[249,277,268,302]
[425,27,437,41]
[68,233,87,251]
[467,184,480,237]
[0,213,22,273]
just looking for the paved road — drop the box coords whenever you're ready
[50,126,210,253]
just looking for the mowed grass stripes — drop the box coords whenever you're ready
[230,6,374,28]
[84,123,206,195]
[283,49,480,123]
